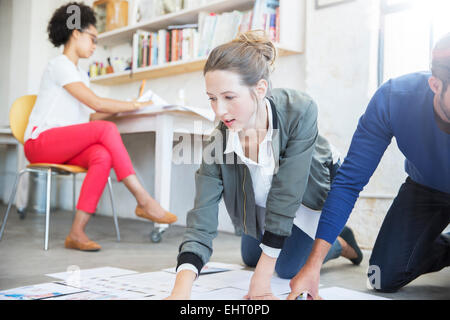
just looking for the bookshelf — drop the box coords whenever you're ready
[97,0,256,46]
[91,0,305,86]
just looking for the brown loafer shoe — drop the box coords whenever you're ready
[135,206,177,224]
[64,235,101,252]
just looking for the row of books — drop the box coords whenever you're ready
[132,0,281,69]
[251,0,281,42]
[198,0,281,58]
[133,27,200,69]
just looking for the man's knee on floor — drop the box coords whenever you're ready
[367,262,404,293]
[368,277,403,293]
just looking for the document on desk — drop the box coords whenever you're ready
[117,104,216,122]
[117,88,216,121]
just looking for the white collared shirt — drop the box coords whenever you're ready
[224,98,323,258]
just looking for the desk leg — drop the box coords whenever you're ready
[152,114,174,242]
[15,144,28,211]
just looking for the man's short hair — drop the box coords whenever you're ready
[431,33,450,86]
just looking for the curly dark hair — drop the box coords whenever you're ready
[47,2,96,47]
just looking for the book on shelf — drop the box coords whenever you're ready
[251,0,280,41]
[131,0,281,71]
[132,26,200,70]
[198,0,280,57]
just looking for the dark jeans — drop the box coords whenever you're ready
[369,177,450,293]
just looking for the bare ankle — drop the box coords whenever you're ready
[136,193,153,207]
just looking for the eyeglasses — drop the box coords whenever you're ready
[83,30,98,45]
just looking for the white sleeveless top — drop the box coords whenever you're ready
[24,55,93,141]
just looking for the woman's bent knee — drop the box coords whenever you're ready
[275,265,298,280]
[88,145,112,168]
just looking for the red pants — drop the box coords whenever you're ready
[24,121,135,213]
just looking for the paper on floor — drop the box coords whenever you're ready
[191,287,248,300]
[46,266,138,281]
[5,265,391,300]
[163,262,244,275]
[57,271,176,298]
[0,282,84,300]
[318,287,391,300]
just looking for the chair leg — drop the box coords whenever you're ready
[72,173,76,216]
[44,168,52,251]
[107,176,120,242]
[0,169,27,241]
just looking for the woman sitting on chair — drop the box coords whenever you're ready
[23,2,176,251]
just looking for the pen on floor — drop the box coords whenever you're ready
[296,291,310,300]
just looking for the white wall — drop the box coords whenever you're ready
[304,0,407,248]
[0,0,410,249]
[1,0,32,126]
[0,0,13,127]
[0,0,34,206]
[0,0,66,205]
[0,0,67,116]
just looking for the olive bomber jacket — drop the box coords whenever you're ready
[177,88,335,274]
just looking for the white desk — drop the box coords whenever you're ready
[111,109,215,241]
[0,128,28,209]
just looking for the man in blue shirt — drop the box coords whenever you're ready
[287,33,450,298]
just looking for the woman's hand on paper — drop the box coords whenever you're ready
[244,253,279,300]
[131,99,153,111]
[141,100,154,107]
[164,269,196,300]
[245,270,279,300]
[287,264,322,300]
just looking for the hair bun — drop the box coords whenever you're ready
[233,30,277,67]
[204,29,277,96]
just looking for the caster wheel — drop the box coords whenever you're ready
[150,230,162,243]
[17,208,26,220]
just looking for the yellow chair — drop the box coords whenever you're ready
[0,95,120,250]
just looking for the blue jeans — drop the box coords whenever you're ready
[241,224,342,279]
